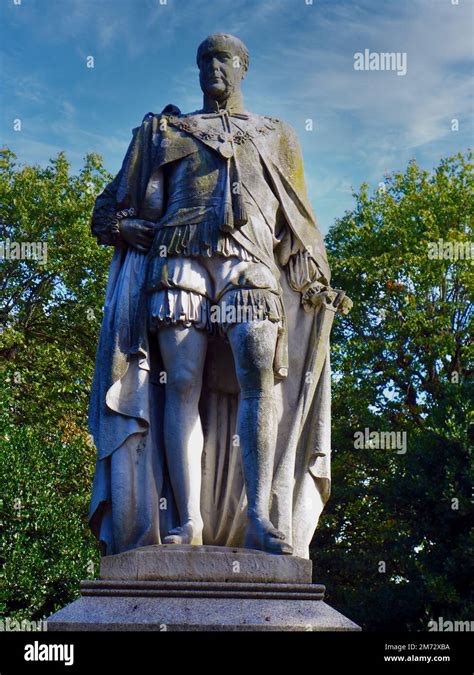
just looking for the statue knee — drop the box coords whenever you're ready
[227,320,278,397]
[166,366,201,397]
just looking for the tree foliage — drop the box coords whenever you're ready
[0,147,471,628]
[0,148,112,620]
[312,152,473,630]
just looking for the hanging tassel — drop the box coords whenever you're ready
[221,201,234,232]
[231,191,248,227]
[229,152,248,227]
[219,110,249,232]
[220,157,235,232]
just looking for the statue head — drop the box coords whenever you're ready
[197,33,249,103]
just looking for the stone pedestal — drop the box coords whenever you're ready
[47,545,360,631]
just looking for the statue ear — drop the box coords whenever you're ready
[161,103,181,116]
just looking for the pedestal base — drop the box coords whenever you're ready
[47,546,360,632]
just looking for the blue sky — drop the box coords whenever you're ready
[1,0,472,234]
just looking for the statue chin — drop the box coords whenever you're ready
[203,83,230,101]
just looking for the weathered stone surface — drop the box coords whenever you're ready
[47,580,360,632]
[88,32,348,560]
[100,545,313,584]
[47,546,360,631]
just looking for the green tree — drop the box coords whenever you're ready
[312,152,473,631]
[0,148,112,620]
[1,147,472,629]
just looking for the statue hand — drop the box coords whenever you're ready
[302,285,353,315]
[118,218,155,253]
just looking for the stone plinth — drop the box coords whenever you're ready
[47,546,360,632]
[100,544,312,584]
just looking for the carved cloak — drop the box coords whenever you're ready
[88,111,334,558]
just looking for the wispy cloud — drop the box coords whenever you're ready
[1,0,472,233]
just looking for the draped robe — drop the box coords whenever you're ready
[88,109,335,559]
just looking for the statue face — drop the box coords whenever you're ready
[198,40,244,102]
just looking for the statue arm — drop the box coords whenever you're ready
[90,171,128,247]
[275,227,351,314]
[275,218,327,293]
[267,119,331,288]
[90,112,156,247]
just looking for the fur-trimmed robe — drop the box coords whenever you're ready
[88,109,335,558]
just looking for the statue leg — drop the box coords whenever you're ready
[157,324,208,545]
[226,320,293,555]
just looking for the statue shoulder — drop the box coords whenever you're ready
[245,113,299,145]
[141,105,182,121]
[132,105,182,132]
[155,106,204,130]
[269,119,303,162]
[272,118,300,144]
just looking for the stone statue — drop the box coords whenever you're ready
[88,33,350,559]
